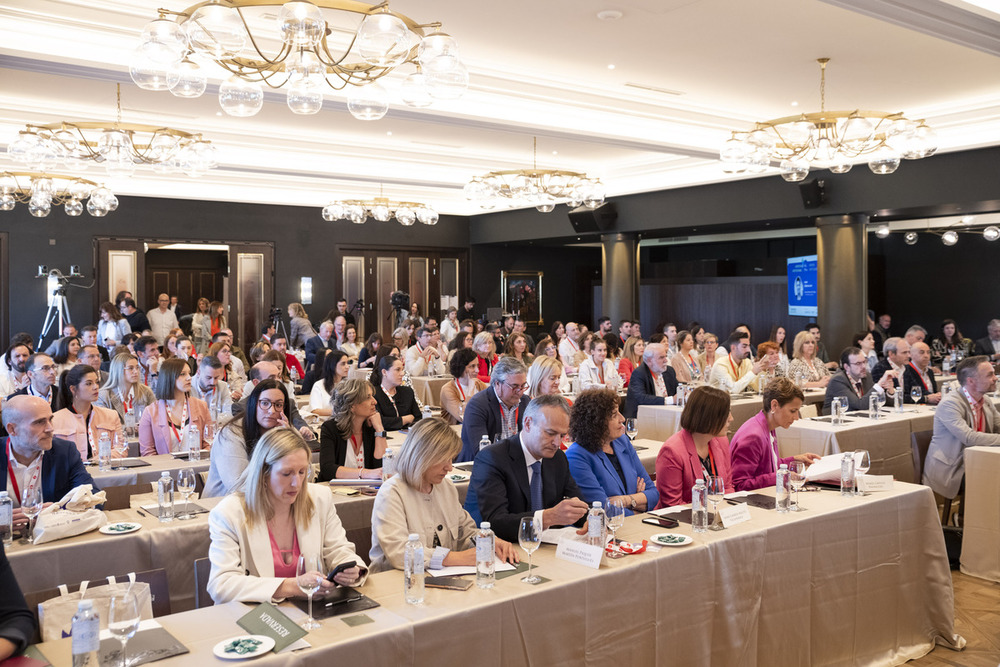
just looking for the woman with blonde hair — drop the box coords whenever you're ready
[369,418,518,572]
[319,377,387,481]
[787,331,831,389]
[391,327,410,358]
[249,341,272,365]
[287,302,316,349]
[527,355,570,398]
[207,427,367,604]
[473,331,498,384]
[618,336,645,388]
[573,331,597,369]
[698,333,720,372]
[96,352,154,423]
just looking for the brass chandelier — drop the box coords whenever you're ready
[132,0,467,120]
[0,172,118,218]
[720,58,937,182]
[322,196,437,225]
[7,85,217,178]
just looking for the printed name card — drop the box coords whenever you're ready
[718,503,752,528]
[237,602,308,652]
[857,474,894,493]
[555,539,604,570]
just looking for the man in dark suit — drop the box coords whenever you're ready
[458,356,531,462]
[972,318,1000,362]
[824,347,897,412]
[871,337,910,390]
[903,341,941,404]
[463,394,589,541]
[304,320,335,372]
[7,353,58,407]
[624,343,679,418]
[1,395,99,532]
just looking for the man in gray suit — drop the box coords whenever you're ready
[923,356,1000,500]
[823,346,897,413]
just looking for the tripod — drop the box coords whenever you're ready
[271,312,289,345]
[39,284,71,342]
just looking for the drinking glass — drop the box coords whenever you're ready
[296,555,323,629]
[706,476,725,531]
[833,396,847,425]
[108,593,140,667]
[875,391,886,413]
[113,430,129,461]
[176,469,196,520]
[518,516,542,584]
[20,487,42,544]
[624,418,638,441]
[910,386,923,406]
[605,498,626,559]
[203,421,215,448]
[854,449,871,496]
[788,461,807,511]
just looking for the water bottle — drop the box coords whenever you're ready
[476,522,496,589]
[0,491,12,547]
[381,446,394,481]
[290,365,300,382]
[840,453,855,497]
[587,501,607,548]
[184,423,201,461]
[421,404,433,420]
[157,471,174,522]
[868,393,879,420]
[942,355,951,374]
[403,533,424,604]
[97,431,112,468]
[479,435,490,452]
[70,599,100,667]
[776,463,790,513]
[893,384,903,413]
[691,479,708,533]
[124,408,137,438]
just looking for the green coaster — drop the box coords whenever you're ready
[342,614,374,627]
[495,562,529,580]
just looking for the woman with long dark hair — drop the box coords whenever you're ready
[309,350,349,417]
[52,364,124,462]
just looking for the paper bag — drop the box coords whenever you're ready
[38,573,154,642]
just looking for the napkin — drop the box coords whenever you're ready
[42,484,107,513]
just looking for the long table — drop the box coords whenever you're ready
[961,446,1000,582]
[88,454,212,489]
[31,482,963,666]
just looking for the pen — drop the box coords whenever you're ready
[324,595,361,607]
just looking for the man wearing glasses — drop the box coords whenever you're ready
[7,355,58,408]
[824,346,897,413]
[458,357,531,462]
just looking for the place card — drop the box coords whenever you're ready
[555,539,604,570]
[856,474,894,493]
[718,503,751,528]
[237,602,308,651]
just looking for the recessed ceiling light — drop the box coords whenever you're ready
[552,151,558,155]
[386,131,392,136]
[215,111,222,116]
[597,10,623,20]
[607,64,616,70]
[791,101,798,107]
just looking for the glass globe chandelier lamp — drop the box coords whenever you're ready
[0,172,118,218]
[322,196,437,225]
[132,1,467,120]
[720,59,937,182]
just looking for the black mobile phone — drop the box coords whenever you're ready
[425,576,474,591]
[327,560,357,582]
[642,516,679,529]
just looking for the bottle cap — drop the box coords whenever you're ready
[408,533,419,541]
[161,471,170,477]
[480,521,490,529]
[779,463,788,469]
[592,501,602,508]
[0,491,7,497]
[78,599,93,610]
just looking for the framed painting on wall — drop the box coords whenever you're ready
[501,271,543,326]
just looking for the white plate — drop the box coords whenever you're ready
[99,522,142,535]
[212,635,275,660]
[447,472,470,483]
[650,532,693,547]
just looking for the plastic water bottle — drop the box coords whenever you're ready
[0,491,12,546]
[97,432,111,472]
[840,453,855,497]
[157,471,174,522]
[691,479,708,533]
[587,501,606,548]
[894,385,903,413]
[381,446,394,481]
[868,393,879,420]
[184,424,201,461]
[776,463,790,513]
[403,533,424,604]
[290,365,300,382]
[478,434,490,452]
[124,407,137,438]
[421,404,433,420]
[476,522,496,589]
[70,599,100,667]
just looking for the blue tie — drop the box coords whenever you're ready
[530,461,543,512]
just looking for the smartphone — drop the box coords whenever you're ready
[642,516,679,529]
[327,560,357,582]
[425,576,474,591]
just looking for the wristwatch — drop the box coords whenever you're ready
[629,497,637,510]
[373,430,387,438]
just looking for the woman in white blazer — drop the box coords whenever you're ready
[207,427,368,604]
[577,339,621,391]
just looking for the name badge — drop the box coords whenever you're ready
[856,474,894,493]
[237,602,308,652]
[718,503,752,528]
[555,539,604,570]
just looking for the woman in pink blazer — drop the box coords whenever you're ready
[729,378,821,491]
[655,385,735,508]
[139,359,212,456]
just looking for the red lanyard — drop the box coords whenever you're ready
[700,445,717,479]
[597,362,604,385]
[961,388,985,432]
[729,355,742,380]
[349,435,363,461]
[908,363,930,392]
[6,440,40,502]
[120,388,133,413]
[455,379,466,401]
[499,403,518,428]
[168,400,190,444]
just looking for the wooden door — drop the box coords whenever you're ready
[227,243,274,353]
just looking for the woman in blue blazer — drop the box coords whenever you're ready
[565,388,658,516]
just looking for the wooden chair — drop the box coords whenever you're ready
[911,429,933,482]
[101,482,154,511]
[194,557,214,609]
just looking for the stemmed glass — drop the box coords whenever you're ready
[108,593,140,667]
[605,498,626,559]
[296,555,324,630]
[624,418,638,441]
[112,431,129,465]
[518,516,542,584]
[706,476,725,531]
[20,487,42,544]
[175,469,196,520]
[854,450,871,496]
[910,386,923,406]
[787,461,807,511]
[203,421,216,448]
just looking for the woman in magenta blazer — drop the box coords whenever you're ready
[729,378,821,491]
[655,385,735,508]
[139,359,212,456]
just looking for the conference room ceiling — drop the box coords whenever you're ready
[1,0,999,217]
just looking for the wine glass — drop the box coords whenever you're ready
[296,555,323,629]
[518,516,542,584]
[203,421,215,448]
[605,498,626,559]
[706,476,725,531]
[176,469,196,520]
[787,461,807,511]
[108,593,140,667]
[20,487,42,544]
[910,386,923,406]
[112,431,129,462]
[625,418,638,441]
[854,449,871,496]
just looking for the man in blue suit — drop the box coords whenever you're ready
[458,356,531,462]
[304,320,335,372]
[1,395,98,532]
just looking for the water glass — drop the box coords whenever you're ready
[108,593,140,667]
[176,469,196,520]
[854,449,871,496]
[605,498,626,559]
[706,476,725,531]
[624,418,638,441]
[20,487,42,544]
[910,386,922,405]
[787,461,807,511]
[518,516,542,584]
[296,555,324,630]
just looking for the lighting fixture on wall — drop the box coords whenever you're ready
[720,58,937,182]
[7,85,217,178]
[871,217,1000,246]
[465,138,605,212]
[0,172,118,217]
[133,0,466,120]
[322,195,437,225]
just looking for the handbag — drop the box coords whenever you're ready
[38,573,154,641]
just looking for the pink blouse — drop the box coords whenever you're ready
[268,528,301,578]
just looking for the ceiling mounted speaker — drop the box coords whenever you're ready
[799,178,826,209]
[568,202,617,233]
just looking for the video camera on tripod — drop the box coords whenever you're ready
[35,265,89,342]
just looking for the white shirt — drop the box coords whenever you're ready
[558,338,578,369]
[519,433,546,529]
[6,445,43,508]
[147,307,179,345]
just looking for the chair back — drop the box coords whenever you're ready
[102,482,155,511]
[911,429,933,481]
[194,557,214,609]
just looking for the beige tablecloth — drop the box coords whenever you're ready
[409,375,452,406]
[961,446,1000,582]
[89,454,212,488]
[348,367,372,381]
[33,483,963,666]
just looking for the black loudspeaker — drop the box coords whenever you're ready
[799,179,826,209]
[568,202,617,233]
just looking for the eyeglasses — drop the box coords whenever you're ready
[36,365,57,373]
[258,399,285,412]
[504,382,529,392]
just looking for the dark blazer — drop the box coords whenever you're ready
[318,420,382,482]
[372,383,422,431]
[458,387,530,463]
[623,362,678,419]
[462,434,584,541]
[0,437,99,502]
[823,370,880,412]
[6,387,56,410]
[304,335,334,371]
[0,542,35,656]
[870,359,899,388]
[902,363,937,403]
[125,310,150,333]
[973,336,998,359]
